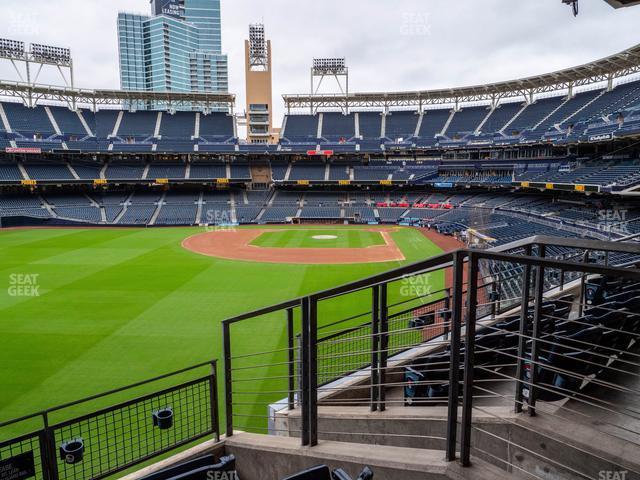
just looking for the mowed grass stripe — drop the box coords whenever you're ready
[0,228,90,248]
[0,226,443,435]
[0,229,189,312]
[0,229,141,261]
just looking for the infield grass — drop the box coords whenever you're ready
[0,225,444,439]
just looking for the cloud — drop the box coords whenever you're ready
[1,0,639,128]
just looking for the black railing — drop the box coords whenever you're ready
[221,235,640,477]
[221,261,533,438]
[0,361,219,480]
[222,250,460,438]
[313,289,447,387]
[312,278,508,388]
[455,242,640,470]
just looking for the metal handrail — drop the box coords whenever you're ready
[221,234,640,463]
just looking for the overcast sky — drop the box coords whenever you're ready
[2,0,640,126]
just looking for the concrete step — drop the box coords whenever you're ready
[225,432,520,480]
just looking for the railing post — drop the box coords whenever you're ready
[528,244,546,417]
[446,251,465,462]
[41,412,58,480]
[301,296,319,446]
[222,322,233,438]
[300,297,311,446]
[287,308,295,411]
[460,251,479,467]
[210,360,220,442]
[514,245,533,414]
[38,430,50,480]
[379,283,389,412]
[370,285,380,412]
[308,296,318,447]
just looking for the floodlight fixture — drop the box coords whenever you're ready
[30,43,71,65]
[309,58,349,114]
[248,24,268,68]
[312,58,347,75]
[0,38,25,59]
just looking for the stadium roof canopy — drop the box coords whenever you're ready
[283,43,640,112]
[604,0,640,8]
[0,80,236,111]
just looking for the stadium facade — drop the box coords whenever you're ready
[117,0,228,110]
[0,43,639,228]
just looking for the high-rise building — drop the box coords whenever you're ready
[118,0,228,110]
[244,24,275,143]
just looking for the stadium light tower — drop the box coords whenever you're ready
[310,58,349,114]
[245,24,274,144]
[0,38,75,108]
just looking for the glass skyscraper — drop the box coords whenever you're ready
[118,0,228,109]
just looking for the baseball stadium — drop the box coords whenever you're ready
[1,1,640,479]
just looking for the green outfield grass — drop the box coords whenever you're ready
[250,228,386,248]
[0,225,444,437]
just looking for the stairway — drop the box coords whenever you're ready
[0,103,12,132]
[500,102,528,133]
[440,110,456,136]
